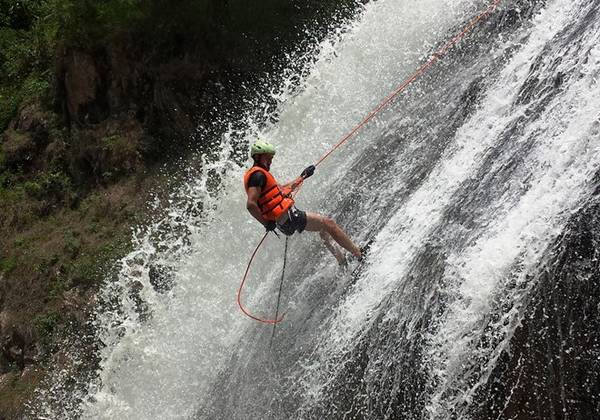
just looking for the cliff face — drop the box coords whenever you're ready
[0,1,362,417]
[475,174,600,419]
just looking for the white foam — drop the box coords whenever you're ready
[70,1,477,418]
[425,0,600,416]
[294,0,600,413]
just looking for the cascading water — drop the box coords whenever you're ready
[34,0,600,418]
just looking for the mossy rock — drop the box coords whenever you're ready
[0,129,35,168]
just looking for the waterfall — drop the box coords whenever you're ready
[35,0,600,418]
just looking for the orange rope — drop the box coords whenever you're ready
[314,0,503,168]
[237,232,285,324]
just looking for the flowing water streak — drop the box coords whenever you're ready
[80,146,249,419]
[291,0,600,414]
[75,1,480,418]
[426,0,600,416]
[296,6,526,392]
[203,2,516,418]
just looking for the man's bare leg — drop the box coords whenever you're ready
[305,213,361,258]
[319,230,346,265]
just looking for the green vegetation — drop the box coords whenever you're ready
[0,0,55,130]
[0,369,44,418]
[1,0,360,130]
[34,311,60,347]
[0,255,18,274]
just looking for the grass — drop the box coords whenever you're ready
[0,255,18,274]
[0,173,151,336]
[0,171,154,419]
[0,369,45,419]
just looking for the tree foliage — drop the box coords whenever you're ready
[0,0,360,131]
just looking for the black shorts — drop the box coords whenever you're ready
[277,207,307,236]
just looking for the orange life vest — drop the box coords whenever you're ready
[244,166,295,221]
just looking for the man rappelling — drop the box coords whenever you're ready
[244,140,363,265]
[238,0,501,323]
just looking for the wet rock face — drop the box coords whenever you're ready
[57,40,209,160]
[475,177,600,419]
[0,313,38,375]
[63,50,105,125]
[148,264,175,293]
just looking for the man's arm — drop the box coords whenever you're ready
[282,176,304,192]
[282,165,315,191]
[246,186,268,225]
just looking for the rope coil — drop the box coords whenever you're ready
[237,232,284,324]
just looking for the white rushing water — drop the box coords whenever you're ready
[72,1,478,418]
[35,0,600,418]
[426,0,600,415]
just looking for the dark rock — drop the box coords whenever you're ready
[148,264,175,293]
[127,280,151,322]
[475,174,600,419]
[0,331,26,372]
[63,50,106,124]
[56,38,208,156]
[1,129,36,168]
[10,102,50,143]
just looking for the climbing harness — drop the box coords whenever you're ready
[237,0,503,324]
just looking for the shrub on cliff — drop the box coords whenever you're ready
[0,0,55,131]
